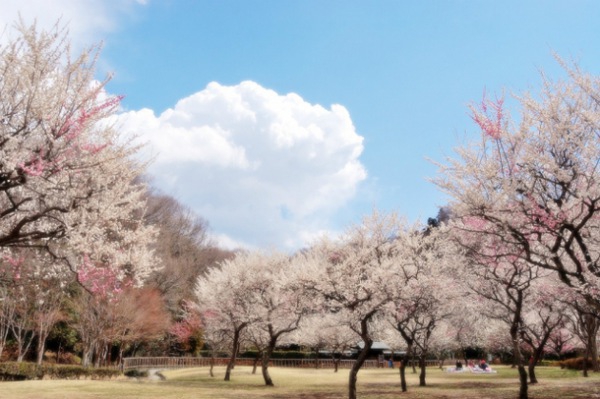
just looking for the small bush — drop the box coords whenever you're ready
[124,369,149,378]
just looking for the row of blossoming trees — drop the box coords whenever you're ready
[195,64,600,399]
[0,19,598,399]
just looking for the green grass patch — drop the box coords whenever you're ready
[0,365,598,399]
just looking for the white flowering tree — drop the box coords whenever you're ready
[196,251,262,382]
[0,20,158,286]
[299,211,405,399]
[249,251,309,387]
[384,224,458,391]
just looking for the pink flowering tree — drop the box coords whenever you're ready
[434,61,600,399]
[434,61,600,315]
[0,20,159,292]
[169,300,203,355]
[73,256,136,367]
[0,250,69,363]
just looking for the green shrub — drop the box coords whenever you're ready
[124,369,149,378]
[0,362,44,381]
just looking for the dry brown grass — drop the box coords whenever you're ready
[0,365,599,399]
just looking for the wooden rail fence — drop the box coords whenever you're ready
[122,357,442,371]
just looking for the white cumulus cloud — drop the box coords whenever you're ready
[115,81,366,249]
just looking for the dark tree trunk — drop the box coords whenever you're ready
[418,355,427,387]
[527,358,536,384]
[512,328,528,399]
[261,337,278,386]
[587,316,599,372]
[583,345,590,378]
[315,346,320,369]
[399,357,407,392]
[225,326,244,381]
[349,338,372,399]
[517,364,528,399]
[209,355,215,377]
[332,355,340,373]
[252,352,260,374]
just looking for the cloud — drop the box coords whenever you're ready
[114,81,366,249]
[0,0,145,49]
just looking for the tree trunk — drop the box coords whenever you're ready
[591,338,599,373]
[517,364,528,399]
[399,357,407,392]
[418,354,427,387]
[527,356,537,384]
[252,352,260,374]
[582,345,590,378]
[36,339,46,365]
[209,355,215,377]
[332,355,340,373]
[349,338,372,399]
[587,317,599,372]
[261,344,275,386]
[82,344,93,367]
[512,332,528,399]
[314,346,320,369]
[225,327,242,381]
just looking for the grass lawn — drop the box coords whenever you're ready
[0,365,599,399]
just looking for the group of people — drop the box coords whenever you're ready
[448,359,496,373]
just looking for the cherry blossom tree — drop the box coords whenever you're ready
[299,211,405,399]
[248,251,309,387]
[434,61,600,317]
[384,224,458,391]
[434,61,600,399]
[0,20,159,300]
[196,251,262,382]
[0,250,70,363]
[457,230,540,398]
[520,279,568,383]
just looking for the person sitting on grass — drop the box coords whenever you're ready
[479,359,488,370]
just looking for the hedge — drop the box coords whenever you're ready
[0,362,121,381]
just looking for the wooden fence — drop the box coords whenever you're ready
[122,357,443,371]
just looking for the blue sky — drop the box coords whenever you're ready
[4,1,600,249]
